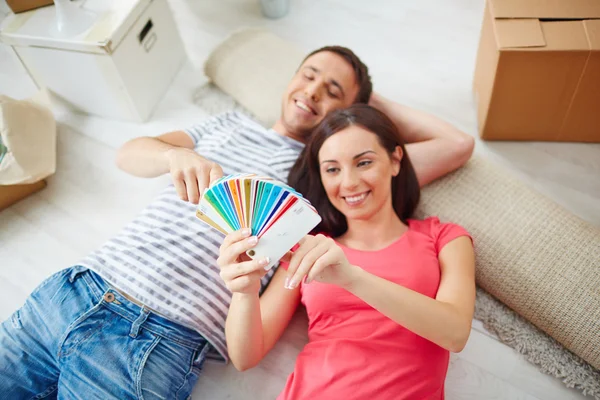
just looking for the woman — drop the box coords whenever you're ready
[217,104,476,399]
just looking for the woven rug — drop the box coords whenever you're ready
[194,83,600,399]
[475,288,600,399]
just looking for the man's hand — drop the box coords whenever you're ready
[165,148,223,204]
[116,130,224,194]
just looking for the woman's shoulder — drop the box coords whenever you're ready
[408,217,472,252]
[408,216,443,233]
[408,217,470,238]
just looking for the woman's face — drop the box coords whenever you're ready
[318,125,401,222]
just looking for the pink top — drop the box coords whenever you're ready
[277,217,471,400]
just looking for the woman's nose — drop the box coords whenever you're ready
[341,170,359,190]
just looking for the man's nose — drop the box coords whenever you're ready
[304,81,321,102]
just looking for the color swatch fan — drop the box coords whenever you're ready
[196,174,321,270]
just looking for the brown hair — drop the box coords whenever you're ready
[288,104,420,237]
[302,46,372,104]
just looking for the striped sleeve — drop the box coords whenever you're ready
[183,119,211,145]
[182,111,243,146]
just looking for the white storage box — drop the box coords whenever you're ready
[0,0,187,122]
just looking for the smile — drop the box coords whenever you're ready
[342,191,370,206]
[295,100,316,115]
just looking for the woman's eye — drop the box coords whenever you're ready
[328,91,339,99]
[304,74,314,81]
[325,167,339,174]
[357,160,372,167]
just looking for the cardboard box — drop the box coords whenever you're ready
[473,0,600,142]
[0,180,46,211]
[0,0,187,122]
[6,0,53,14]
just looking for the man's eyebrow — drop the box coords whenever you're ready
[320,150,375,164]
[304,66,346,98]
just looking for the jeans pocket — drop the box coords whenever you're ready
[191,342,209,374]
[137,336,202,400]
[51,266,88,306]
[30,267,81,307]
[30,269,66,299]
[57,302,113,359]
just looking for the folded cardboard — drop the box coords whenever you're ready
[6,0,53,14]
[0,180,46,211]
[473,0,600,142]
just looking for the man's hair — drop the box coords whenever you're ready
[302,46,372,104]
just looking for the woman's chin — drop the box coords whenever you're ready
[342,207,374,222]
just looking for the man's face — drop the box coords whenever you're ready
[280,51,360,140]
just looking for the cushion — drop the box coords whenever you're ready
[203,28,600,370]
[205,28,305,128]
[416,157,600,370]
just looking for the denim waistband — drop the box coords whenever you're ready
[70,266,206,350]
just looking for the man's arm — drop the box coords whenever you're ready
[116,130,223,203]
[116,130,195,177]
[369,93,475,187]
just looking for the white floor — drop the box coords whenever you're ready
[1,0,599,399]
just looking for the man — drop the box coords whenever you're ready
[0,46,473,398]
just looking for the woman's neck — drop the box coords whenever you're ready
[337,206,409,251]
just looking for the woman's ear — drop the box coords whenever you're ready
[391,146,403,177]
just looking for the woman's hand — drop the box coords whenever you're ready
[217,229,271,295]
[284,234,358,290]
[165,147,223,204]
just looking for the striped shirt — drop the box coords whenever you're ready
[81,111,304,361]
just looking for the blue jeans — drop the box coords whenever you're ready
[0,266,208,399]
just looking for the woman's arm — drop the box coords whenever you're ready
[343,236,475,352]
[369,93,475,187]
[285,234,475,352]
[219,230,301,371]
[226,268,301,370]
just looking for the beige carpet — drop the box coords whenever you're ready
[475,288,600,399]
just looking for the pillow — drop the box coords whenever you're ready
[205,28,305,128]
[203,28,600,370]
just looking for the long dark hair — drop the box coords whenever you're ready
[288,104,420,237]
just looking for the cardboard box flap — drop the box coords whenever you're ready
[495,19,546,48]
[541,20,594,50]
[0,0,152,55]
[584,19,600,49]
[491,0,600,19]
